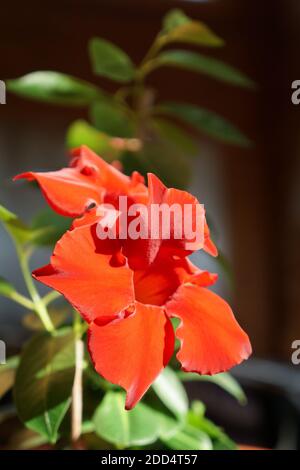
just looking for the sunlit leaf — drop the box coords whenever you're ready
[93,391,160,447]
[93,391,182,448]
[163,9,191,32]
[66,120,120,161]
[14,328,75,443]
[89,38,135,82]
[161,9,223,48]
[7,72,100,106]
[157,102,251,147]
[152,367,188,418]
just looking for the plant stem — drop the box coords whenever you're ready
[16,244,55,333]
[71,312,84,445]
[43,290,61,306]
[9,291,35,310]
[139,34,165,68]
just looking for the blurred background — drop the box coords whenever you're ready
[1,0,300,449]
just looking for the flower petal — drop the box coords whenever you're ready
[134,256,196,306]
[165,284,251,375]
[149,174,217,257]
[14,168,103,217]
[124,173,215,269]
[33,224,134,322]
[14,145,148,217]
[204,222,218,257]
[88,302,175,409]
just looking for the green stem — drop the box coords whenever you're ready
[16,244,55,333]
[10,292,35,310]
[43,290,61,306]
[139,34,165,69]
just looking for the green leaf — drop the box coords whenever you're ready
[7,71,100,106]
[0,276,15,297]
[161,423,213,450]
[30,208,71,246]
[144,50,255,89]
[66,120,120,161]
[187,401,236,450]
[163,9,191,32]
[151,117,198,155]
[161,9,223,48]
[137,139,191,189]
[0,356,19,399]
[89,38,135,82]
[90,100,134,137]
[14,328,75,443]
[93,391,161,448]
[0,203,33,245]
[178,371,247,405]
[157,102,251,147]
[93,391,182,448]
[152,367,188,418]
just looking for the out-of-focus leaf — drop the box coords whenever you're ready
[0,276,34,310]
[0,203,40,245]
[0,356,19,399]
[152,367,188,419]
[0,276,15,297]
[14,328,75,443]
[137,139,191,189]
[161,423,212,450]
[161,9,223,48]
[31,208,71,247]
[144,50,255,89]
[93,391,160,447]
[7,72,100,106]
[151,117,198,155]
[157,102,251,147]
[89,38,135,82]
[187,401,236,450]
[90,100,134,137]
[178,371,247,405]
[66,120,120,161]
[22,307,69,331]
[163,9,191,31]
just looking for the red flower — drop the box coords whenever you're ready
[14,145,148,216]
[14,145,217,258]
[31,189,251,410]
